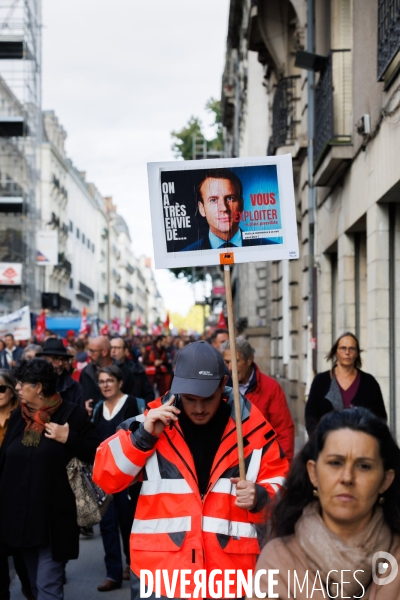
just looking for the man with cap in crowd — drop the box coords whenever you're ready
[64,329,76,348]
[93,340,289,600]
[37,338,84,406]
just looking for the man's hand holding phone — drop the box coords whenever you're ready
[143,396,180,437]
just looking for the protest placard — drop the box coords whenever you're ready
[148,155,298,269]
[0,305,31,340]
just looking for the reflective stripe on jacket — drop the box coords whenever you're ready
[93,388,289,599]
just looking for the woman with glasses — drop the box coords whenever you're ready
[0,359,100,600]
[305,332,387,436]
[93,365,144,592]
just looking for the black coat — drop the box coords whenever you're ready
[80,359,138,405]
[305,369,387,436]
[57,370,84,406]
[124,361,154,402]
[0,401,100,561]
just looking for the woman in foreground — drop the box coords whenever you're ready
[253,408,400,599]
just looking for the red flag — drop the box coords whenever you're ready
[217,311,227,328]
[35,310,46,342]
[80,307,88,335]
[112,317,120,333]
[163,313,170,332]
[136,315,142,327]
[100,322,110,336]
[125,315,131,331]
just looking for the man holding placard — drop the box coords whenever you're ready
[93,341,289,599]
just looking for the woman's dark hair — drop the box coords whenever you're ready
[270,407,400,539]
[13,359,58,397]
[326,331,362,368]
[0,369,18,404]
[97,365,123,383]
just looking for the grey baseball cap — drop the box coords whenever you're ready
[171,340,226,397]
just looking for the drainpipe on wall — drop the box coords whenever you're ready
[307,0,316,369]
[234,50,240,158]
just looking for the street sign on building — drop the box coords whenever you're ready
[37,230,59,265]
[0,263,22,285]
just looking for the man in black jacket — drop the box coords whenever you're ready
[37,339,84,406]
[110,337,154,402]
[80,336,138,414]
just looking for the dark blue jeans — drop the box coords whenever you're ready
[99,490,135,583]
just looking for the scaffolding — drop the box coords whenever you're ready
[0,0,41,314]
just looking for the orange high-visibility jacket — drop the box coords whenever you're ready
[93,388,289,599]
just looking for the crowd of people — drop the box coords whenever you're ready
[0,326,397,600]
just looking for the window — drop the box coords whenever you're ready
[69,220,73,232]
[92,243,95,253]
[76,228,80,240]
[82,233,85,244]
[69,277,74,289]
[87,238,90,249]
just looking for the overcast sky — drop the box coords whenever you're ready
[42,0,230,316]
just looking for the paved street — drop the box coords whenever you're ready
[10,527,130,600]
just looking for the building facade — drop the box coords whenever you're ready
[34,110,164,330]
[0,1,42,314]
[222,0,400,441]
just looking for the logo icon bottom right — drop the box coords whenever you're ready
[372,551,398,586]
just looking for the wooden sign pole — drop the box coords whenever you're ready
[223,262,246,481]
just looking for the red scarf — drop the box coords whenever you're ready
[20,393,63,447]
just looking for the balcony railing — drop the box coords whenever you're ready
[314,50,352,169]
[113,292,122,306]
[126,262,134,274]
[378,0,400,80]
[0,178,23,196]
[56,252,72,275]
[270,76,300,154]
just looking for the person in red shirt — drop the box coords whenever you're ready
[222,338,295,462]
